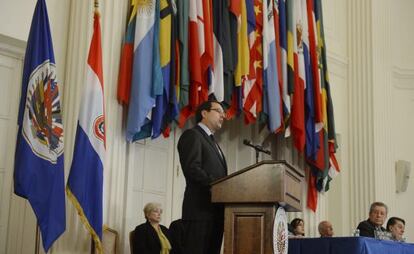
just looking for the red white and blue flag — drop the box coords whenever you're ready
[13,0,65,251]
[67,10,105,253]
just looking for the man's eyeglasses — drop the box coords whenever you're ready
[210,108,226,115]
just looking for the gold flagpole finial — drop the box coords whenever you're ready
[94,0,99,14]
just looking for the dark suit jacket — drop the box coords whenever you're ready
[132,221,171,254]
[177,125,228,220]
[357,219,386,238]
[169,219,185,254]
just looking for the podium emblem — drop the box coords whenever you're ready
[273,206,288,254]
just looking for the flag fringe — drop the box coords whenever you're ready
[66,187,103,254]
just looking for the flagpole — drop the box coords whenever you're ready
[35,224,40,254]
[91,3,100,253]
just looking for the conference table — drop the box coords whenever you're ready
[288,236,414,254]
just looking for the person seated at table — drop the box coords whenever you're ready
[356,201,387,238]
[132,202,172,254]
[290,218,305,237]
[318,221,334,237]
[386,217,405,242]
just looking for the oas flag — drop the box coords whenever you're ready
[13,0,65,251]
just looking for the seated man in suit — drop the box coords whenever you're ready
[356,201,388,238]
[318,221,334,237]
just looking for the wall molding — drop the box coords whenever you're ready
[327,50,348,79]
[0,34,25,59]
[392,66,414,90]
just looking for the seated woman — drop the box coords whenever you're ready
[133,202,172,254]
[386,217,405,242]
[290,218,305,237]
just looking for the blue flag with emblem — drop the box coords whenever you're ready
[13,0,65,251]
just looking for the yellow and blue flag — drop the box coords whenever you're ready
[13,0,65,251]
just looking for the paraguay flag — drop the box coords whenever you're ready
[67,10,105,253]
[13,0,65,251]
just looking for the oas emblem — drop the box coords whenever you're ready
[22,60,64,163]
[273,206,288,254]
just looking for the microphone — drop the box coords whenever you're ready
[243,139,271,155]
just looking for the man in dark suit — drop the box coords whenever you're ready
[357,201,388,238]
[177,100,228,254]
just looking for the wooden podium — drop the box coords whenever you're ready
[211,160,304,254]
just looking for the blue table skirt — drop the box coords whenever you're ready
[288,237,414,254]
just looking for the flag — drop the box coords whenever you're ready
[13,0,65,251]
[290,0,305,151]
[201,0,215,96]
[263,0,282,133]
[314,0,339,191]
[152,0,175,138]
[117,0,137,106]
[67,10,105,253]
[227,0,249,119]
[278,0,291,134]
[210,0,226,102]
[306,168,318,212]
[177,0,203,127]
[306,0,323,131]
[234,0,250,88]
[126,0,163,141]
[242,0,263,124]
[223,0,239,107]
[176,0,190,109]
[301,0,319,160]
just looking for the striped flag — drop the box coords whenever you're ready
[176,0,190,110]
[210,0,225,102]
[13,0,65,251]
[278,0,291,135]
[117,0,137,106]
[301,0,319,160]
[152,0,175,138]
[227,0,249,120]
[290,0,306,151]
[242,0,263,124]
[306,0,323,132]
[177,0,203,127]
[263,0,282,133]
[67,10,105,253]
[315,0,340,191]
[126,0,163,141]
[212,0,235,106]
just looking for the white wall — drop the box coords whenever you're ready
[0,0,70,83]
[390,0,414,241]
[1,0,414,253]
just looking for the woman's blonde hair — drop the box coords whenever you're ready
[143,202,162,219]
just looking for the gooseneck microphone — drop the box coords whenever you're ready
[243,139,271,154]
[243,139,271,163]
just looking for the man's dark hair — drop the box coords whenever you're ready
[195,100,223,123]
[369,201,388,215]
[386,217,405,231]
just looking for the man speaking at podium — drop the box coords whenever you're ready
[177,100,228,254]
